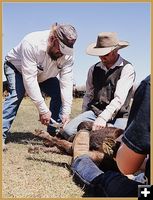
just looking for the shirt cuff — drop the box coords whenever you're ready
[98,108,113,122]
[62,105,71,115]
[35,100,49,114]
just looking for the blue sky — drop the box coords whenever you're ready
[2,2,150,85]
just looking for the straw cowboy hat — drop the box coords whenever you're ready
[86,32,129,56]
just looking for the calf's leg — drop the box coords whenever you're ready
[33,129,72,154]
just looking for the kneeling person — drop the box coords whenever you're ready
[63,32,135,140]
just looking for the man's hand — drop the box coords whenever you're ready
[39,111,51,125]
[92,116,107,131]
[62,114,70,128]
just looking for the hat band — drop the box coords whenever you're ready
[94,44,119,48]
[58,40,73,55]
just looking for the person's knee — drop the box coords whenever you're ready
[63,111,95,140]
[63,124,77,140]
[114,118,128,130]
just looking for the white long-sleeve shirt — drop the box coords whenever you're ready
[82,56,135,122]
[5,30,74,115]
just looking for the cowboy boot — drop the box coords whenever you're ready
[72,130,90,160]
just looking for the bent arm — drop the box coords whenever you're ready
[59,56,74,116]
[21,40,49,114]
[99,64,135,122]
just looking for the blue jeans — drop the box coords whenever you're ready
[63,110,128,140]
[71,155,141,197]
[3,62,62,142]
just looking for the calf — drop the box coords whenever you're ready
[28,121,123,171]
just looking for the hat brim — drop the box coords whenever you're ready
[86,40,129,56]
[59,40,73,55]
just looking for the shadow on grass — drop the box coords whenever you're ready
[26,156,100,197]
[6,131,42,145]
[7,132,105,197]
[27,156,71,169]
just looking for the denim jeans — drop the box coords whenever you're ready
[72,155,142,197]
[3,62,62,142]
[122,75,150,155]
[63,110,128,140]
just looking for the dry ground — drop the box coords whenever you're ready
[2,97,92,198]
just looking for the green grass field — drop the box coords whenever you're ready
[2,97,88,198]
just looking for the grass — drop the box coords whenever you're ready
[2,97,89,198]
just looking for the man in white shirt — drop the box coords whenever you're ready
[3,23,77,150]
[63,32,135,140]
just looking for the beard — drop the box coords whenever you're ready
[49,52,59,61]
[47,45,63,61]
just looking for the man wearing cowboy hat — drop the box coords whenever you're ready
[3,22,77,150]
[63,32,135,139]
